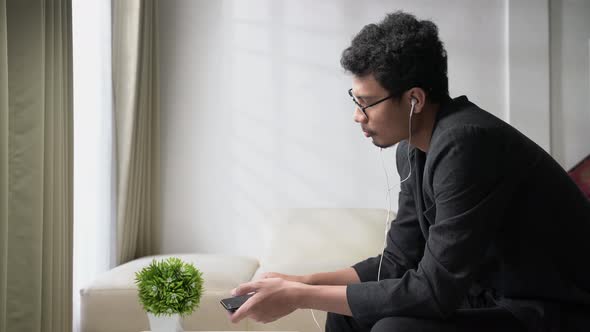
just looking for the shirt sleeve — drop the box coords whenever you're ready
[346,127,516,326]
[351,141,426,282]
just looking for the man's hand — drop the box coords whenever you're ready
[228,277,307,324]
[257,271,312,284]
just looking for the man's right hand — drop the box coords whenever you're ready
[258,272,312,285]
[257,267,361,286]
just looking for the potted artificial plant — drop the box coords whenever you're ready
[135,257,205,332]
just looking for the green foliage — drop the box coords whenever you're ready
[134,257,205,316]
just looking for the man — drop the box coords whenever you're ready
[228,11,590,332]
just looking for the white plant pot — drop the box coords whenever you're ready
[147,312,184,332]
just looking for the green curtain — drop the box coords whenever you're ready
[0,0,8,327]
[0,0,73,331]
[112,0,161,265]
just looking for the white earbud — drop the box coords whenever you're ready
[409,98,417,118]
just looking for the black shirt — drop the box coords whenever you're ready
[347,96,590,331]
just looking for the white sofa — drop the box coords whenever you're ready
[80,208,388,332]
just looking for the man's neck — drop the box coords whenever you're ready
[410,104,439,153]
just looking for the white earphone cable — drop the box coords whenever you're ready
[377,99,414,282]
[311,309,321,330]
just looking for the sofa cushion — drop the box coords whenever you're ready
[255,208,389,277]
[80,253,259,332]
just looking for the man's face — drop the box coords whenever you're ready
[351,75,410,149]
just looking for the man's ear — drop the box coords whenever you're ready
[405,88,427,114]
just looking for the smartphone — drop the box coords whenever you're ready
[220,292,255,312]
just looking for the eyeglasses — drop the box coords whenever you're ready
[348,88,394,118]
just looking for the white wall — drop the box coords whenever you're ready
[159,0,573,258]
[550,0,590,170]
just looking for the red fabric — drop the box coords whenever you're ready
[569,155,590,199]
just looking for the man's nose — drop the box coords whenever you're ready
[353,107,367,123]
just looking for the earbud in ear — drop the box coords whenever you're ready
[409,98,417,117]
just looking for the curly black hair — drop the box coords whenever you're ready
[341,11,449,103]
